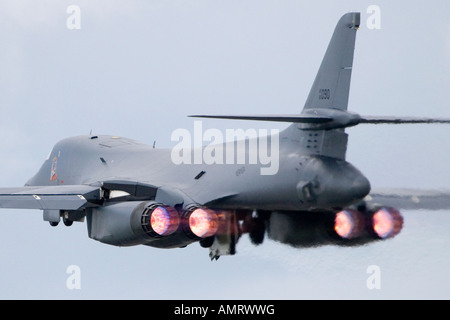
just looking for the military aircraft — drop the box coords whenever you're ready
[1,12,449,260]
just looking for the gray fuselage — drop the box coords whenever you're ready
[25,130,370,212]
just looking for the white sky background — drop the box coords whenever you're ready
[0,0,449,299]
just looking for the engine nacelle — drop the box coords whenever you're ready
[266,206,404,249]
[86,201,224,248]
[87,201,182,247]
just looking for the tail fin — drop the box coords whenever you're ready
[303,12,359,111]
[287,12,360,160]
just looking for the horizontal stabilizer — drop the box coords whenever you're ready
[359,116,450,124]
[191,112,450,130]
[189,114,332,123]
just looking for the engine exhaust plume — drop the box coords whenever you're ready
[188,208,219,238]
[334,209,364,239]
[147,205,180,236]
[372,207,403,239]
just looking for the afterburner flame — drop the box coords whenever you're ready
[372,207,403,239]
[150,206,179,236]
[334,209,364,239]
[189,208,219,238]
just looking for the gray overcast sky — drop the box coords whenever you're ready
[0,0,450,299]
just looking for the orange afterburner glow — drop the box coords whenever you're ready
[189,208,219,238]
[150,206,179,236]
[334,209,364,239]
[372,207,403,239]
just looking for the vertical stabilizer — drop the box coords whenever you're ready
[303,12,359,111]
[285,12,360,160]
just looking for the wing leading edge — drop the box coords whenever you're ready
[0,179,164,211]
[0,185,102,211]
[367,188,450,210]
